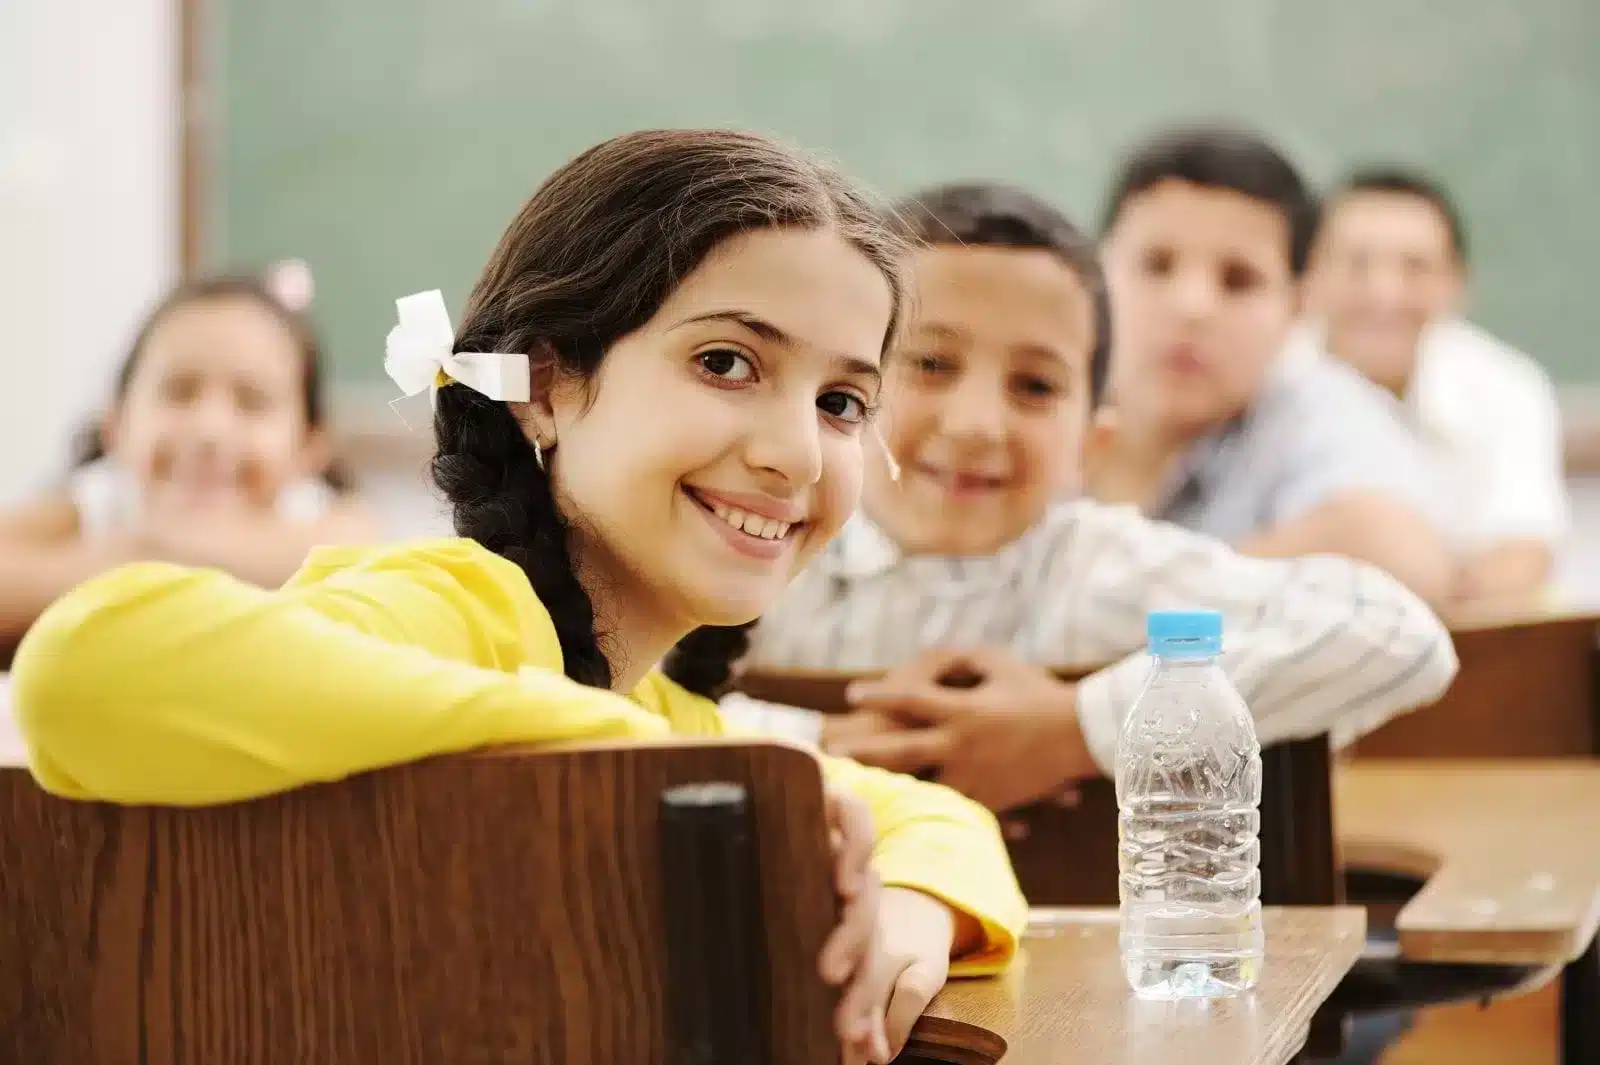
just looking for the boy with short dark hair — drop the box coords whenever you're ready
[1301,166,1568,602]
[728,180,1457,817]
[1090,127,1456,604]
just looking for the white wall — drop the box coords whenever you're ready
[0,0,178,506]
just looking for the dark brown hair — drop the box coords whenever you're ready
[1100,123,1318,277]
[891,181,1113,406]
[73,274,349,492]
[1322,166,1468,265]
[431,130,908,694]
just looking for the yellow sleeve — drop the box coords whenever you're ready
[818,755,1026,976]
[634,673,1026,975]
[11,539,669,805]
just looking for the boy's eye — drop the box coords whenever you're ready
[911,353,956,375]
[697,348,755,382]
[236,385,271,413]
[1220,261,1261,293]
[1013,374,1061,402]
[817,391,868,423]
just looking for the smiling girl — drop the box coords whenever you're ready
[11,130,1025,1063]
[0,276,376,643]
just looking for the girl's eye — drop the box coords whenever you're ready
[817,390,868,423]
[1141,248,1174,277]
[160,374,203,403]
[912,354,955,375]
[697,348,756,382]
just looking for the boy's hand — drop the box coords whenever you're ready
[830,647,1098,813]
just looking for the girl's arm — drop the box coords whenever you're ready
[141,498,385,589]
[11,541,670,804]
[818,754,1026,976]
[0,495,142,641]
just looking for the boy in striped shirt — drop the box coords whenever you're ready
[729,182,1457,815]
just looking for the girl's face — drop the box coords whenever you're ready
[524,227,893,647]
[106,296,323,514]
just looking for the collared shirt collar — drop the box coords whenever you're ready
[817,511,1051,596]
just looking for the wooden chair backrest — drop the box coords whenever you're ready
[1354,610,1599,758]
[737,668,1340,908]
[0,739,838,1065]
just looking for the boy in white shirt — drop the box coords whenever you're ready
[1301,167,1569,602]
[729,181,1458,815]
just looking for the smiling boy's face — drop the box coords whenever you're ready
[864,244,1097,556]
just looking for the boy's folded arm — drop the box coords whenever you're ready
[1240,491,1456,607]
[11,552,669,806]
[817,753,1028,975]
[1072,513,1458,770]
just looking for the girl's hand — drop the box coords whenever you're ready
[854,887,956,1064]
[816,787,961,1063]
[817,787,890,1061]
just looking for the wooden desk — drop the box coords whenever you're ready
[906,907,1365,1065]
[1354,606,1599,758]
[1338,760,1600,1065]
[1337,760,1600,967]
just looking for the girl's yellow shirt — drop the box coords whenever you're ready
[11,537,1025,974]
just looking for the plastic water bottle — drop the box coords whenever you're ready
[1117,609,1263,999]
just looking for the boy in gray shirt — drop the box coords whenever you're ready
[1090,126,1452,603]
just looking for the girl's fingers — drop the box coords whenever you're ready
[819,871,880,985]
[825,789,875,897]
[880,960,947,1061]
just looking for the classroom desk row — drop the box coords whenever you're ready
[1,743,1595,1064]
[0,738,1367,1065]
[1,603,1596,1064]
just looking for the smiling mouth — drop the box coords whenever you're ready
[684,488,800,542]
[913,464,1009,494]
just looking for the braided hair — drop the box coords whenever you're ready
[431,130,908,695]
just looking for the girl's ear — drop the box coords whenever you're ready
[297,425,333,479]
[508,345,562,449]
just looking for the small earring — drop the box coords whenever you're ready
[871,422,901,482]
[532,439,546,471]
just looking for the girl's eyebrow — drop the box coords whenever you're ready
[671,310,883,386]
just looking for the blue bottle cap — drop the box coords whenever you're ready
[1147,609,1223,657]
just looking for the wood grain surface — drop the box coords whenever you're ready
[1355,609,1598,758]
[0,739,839,1065]
[1338,760,1600,965]
[903,906,1366,1065]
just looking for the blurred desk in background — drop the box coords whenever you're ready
[1354,605,1599,759]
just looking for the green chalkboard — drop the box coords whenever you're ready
[218,0,1600,386]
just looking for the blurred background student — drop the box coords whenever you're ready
[0,274,377,646]
[1299,169,1570,605]
[1090,127,1455,603]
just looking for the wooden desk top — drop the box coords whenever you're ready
[907,907,1365,1065]
[1338,760,1600,966]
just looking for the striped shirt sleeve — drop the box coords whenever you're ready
[1069,506,1459,772]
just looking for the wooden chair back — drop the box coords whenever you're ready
[1354,609,1599,758]
[0,739,838,1065]
[737,668,1341,908]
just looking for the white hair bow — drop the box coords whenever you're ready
[383,289,530,403]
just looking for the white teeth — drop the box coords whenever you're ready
[707,500,793,540]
